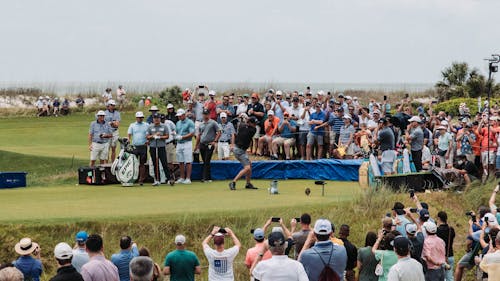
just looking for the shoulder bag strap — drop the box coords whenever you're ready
[447,226,452,257]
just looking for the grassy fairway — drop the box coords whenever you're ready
[0,180,360,223]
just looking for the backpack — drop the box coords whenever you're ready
[312,245,340,281]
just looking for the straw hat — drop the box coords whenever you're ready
[15,238,39,255]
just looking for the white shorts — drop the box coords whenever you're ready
[218,142,231,159]
[110,130,120,147]
[90,142,110,161]
[176,141,193,163]
[482,151,496,165]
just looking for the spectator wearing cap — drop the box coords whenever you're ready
[306,103,326,160]
[129,257,153,281]
[102,88,112,104]
[455,154,480,186]
[372,230,398,281]
[290,214,312,259]
[195,109,221,182]
[146,106,160,124]
[72,231,90,273]
[105,100,121,162]
[205,90,218,120]
[163,235,201,281]
[435,125,454,169]
[338,224,357,281]
[111,236,139,281]
[478,115,499,181]
[404,223,424,266]
[13,237,42,281]
[128,111,149,185]
[334,115,355,159]
[229,117,258,190]
[174,108,195,184]
[299,219,347,280]
[88,110,113,167]
[271,91,289,121]
[386,236,425,281]
[357,232,378,281]
[165,104,178,124]
[271,112,297,160]
[376,118,397,175]
[81,234,119,281]
[245,229,272,270]
[61,98,70,115]
[258,110,280,157]
[146,113,173,186]
[202,226,241,281]
[406,116,424,172]
[337,94,348,112]
[392,202,411,238]
[247,93,265,154]
[217,95,235,123]
[456,121,476,163]
[217,112,236,160]
[186,100,196,123]
[50,242,84,281]
[436,211,455,281]
[422,221,446,280]
[251,232,309,281]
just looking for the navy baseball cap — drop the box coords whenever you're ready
[268,232,285,246]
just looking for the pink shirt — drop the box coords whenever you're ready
[81,255,119,281]
[245,243,272,267]
[422,234,446,269]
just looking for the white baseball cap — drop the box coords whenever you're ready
[135,111,145,118]
[345,96,352,100]
[314,219,333,235]
[54,242,73,259]
[97,110,106,116]
[107,99,116,106]
[176,109,186,116]
[342,115,352,120]
[484,213,499,226]
[276,91,283,96]
[209,90,216,96]
[175,235,186,245]
[317,90,325,96]
[267,110,274,116]
[150,105,159,111]
[408,116,422,123]
[167,104,174,109]
[220,112,227,118]
[423,221,437,234]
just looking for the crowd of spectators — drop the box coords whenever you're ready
[8,184,500,281]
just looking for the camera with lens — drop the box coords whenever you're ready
[465,211,477,223]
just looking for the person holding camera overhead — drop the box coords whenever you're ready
[202,226,241,281]
[13,237,43,281]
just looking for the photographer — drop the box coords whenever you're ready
[13,238,42,281]
[202,226,241,281]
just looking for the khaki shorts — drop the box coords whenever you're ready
[218,142,231,159]
[166,142,176,164]
[273,137,296,147]
[482,151,496,165]
[110,130,120,147]
[90,142,110,161]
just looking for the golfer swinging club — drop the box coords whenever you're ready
[146,113,174,186]
[228,116,259,190]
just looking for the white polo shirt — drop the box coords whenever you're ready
[252,255,309,281]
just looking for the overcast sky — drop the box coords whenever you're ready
[0,0,499,84]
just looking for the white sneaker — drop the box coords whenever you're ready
[152,181,160,186]
[183,179,192,184]
[175,178,185,184]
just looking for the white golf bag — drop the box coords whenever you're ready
[148,156,167,183]
[111,138,139,186]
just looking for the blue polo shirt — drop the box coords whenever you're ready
[89,120,112,143]
[111,245,139,281]
[104,109,121,131]
[14,256,42,281]
[127,122,149,146]
[310,110,326,136]
[176,118,195,143]
[280,119,297,138]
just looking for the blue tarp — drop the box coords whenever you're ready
[191,159,362,181]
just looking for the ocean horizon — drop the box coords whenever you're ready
[0,81,434,95]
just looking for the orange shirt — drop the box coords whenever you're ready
[264,117,280,137]
[245,243,272,268]
[480,127,497,152]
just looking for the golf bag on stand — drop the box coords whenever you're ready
[111,138,139,186]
